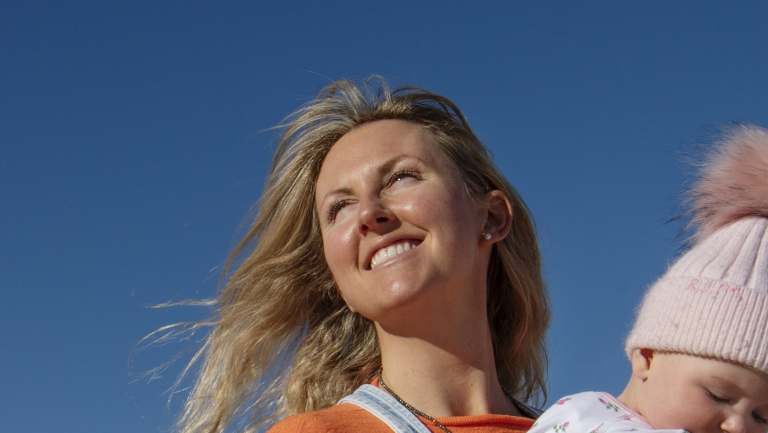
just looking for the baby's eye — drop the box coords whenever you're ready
[705,389,730,404]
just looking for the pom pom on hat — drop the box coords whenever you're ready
[690,124,768,241]
[625,124,768,374]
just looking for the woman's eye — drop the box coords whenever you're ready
[327,199,350,222]
[705,389,730,404]
[385,169,421,188]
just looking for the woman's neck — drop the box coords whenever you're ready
[375,309,519,418]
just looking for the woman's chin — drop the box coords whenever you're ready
[363,282,448,326]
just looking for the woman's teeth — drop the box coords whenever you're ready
[370,241,418,269]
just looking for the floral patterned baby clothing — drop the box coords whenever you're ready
[529,392,687,433]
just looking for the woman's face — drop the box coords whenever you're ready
[314,119,490,324]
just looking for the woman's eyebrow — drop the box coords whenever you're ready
[319,155,425,206]
[377,155,425,175]
[319,186,353,207]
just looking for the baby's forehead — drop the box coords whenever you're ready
[667,353,768,395]
[651,353,740,377]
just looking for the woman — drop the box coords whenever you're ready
[176,79,549,433]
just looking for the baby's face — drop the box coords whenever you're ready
[635,352,768,433]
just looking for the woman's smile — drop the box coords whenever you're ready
[368,239,421,270]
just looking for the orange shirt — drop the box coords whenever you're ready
[266,402,534,433]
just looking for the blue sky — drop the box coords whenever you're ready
[3,2,768,432]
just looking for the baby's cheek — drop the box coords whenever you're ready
[651,399,712,433]
[639,394,682,429]
[676,395,718,433]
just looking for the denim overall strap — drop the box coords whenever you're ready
[338,384,433,433]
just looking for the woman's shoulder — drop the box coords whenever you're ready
[265,403,389,433]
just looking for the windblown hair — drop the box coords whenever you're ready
[176,78,549,433]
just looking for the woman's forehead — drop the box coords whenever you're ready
[314,120,447,195]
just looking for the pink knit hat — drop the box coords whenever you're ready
[625,124,768,374]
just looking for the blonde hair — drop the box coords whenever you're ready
[175,78,549,433]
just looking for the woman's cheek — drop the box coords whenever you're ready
[322,226,356,277]
[406,187,451,220]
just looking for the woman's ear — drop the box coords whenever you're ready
[629,348,654,382]
[481,190,514,243]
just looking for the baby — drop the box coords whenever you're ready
[531,125,768,433]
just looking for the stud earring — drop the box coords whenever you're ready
[482,232,492,240]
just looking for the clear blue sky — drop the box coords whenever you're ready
[3,2,768,432]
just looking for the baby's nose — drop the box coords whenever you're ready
[720,414,747,433]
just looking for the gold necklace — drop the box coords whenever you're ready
[379,374,453,433]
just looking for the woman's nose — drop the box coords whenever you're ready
[357,198,396,236]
